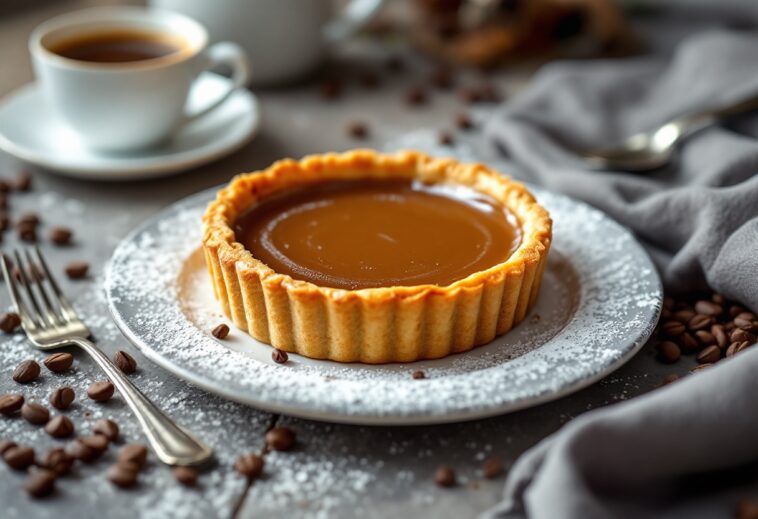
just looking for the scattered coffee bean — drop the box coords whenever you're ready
[43,352,74,373]
[660,320,685,337]
[14,171,32,192]
[662,373,680,385]
[412,370,426,380]
[347,122,369,139]
[438,131,454,146]
[434,465,456,487]
[17,222,36,242]
[93,418,120,442]
[24,468,56,498]
[695,300,722,317]
[80,435,109,455]
[319,79,342,100]
[696,345,721,364]
[688,314,712,331]
[41,447,74,476]
[0,180,9,193]
[430,66,454,89]
[0,393,24,415]
[211,323,230,339]
[458,86,482,104]
[0,213,9,231]
[730,328,755,344]
[19,213,39,226]
[711,324,729,349]
[4,445,35,470]
[0,440,16,455]
[677,332,699,353]
[118,443,148,468]
[272,349,288,364]
[672,309,695,323]
[482,457,504,479]
[173,466,198,487]
[50,386,75,410]
[107,462,139,488]
[49,227,73,246]
[234,453,264,479]
[68,439,96,462]
[45,415,74,438]
[0,312,21,333]
[113,350,137,374]
[455,113,474,130]
[657,341,681,364]
[734,313,757,332]
[64,261,88,279]
[694,330,715,347]
[405,86,428,106]
[13,359,40,383]
[87,380,114,402]
[730,305,747,318]
[21,402,49,425]
[266,426,296,451]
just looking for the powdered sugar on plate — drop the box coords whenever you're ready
[105,185,661,425]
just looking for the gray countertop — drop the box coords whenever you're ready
[0,2,697,518]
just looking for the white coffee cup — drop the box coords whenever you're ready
[30,7,250,152]
[150,0,384,86]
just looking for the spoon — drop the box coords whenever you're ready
[581,94,758,171]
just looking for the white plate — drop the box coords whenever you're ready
[0,73,260,180]
[106,185,662,425]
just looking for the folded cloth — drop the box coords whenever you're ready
[484,30,758,311]
[482,30,758,519]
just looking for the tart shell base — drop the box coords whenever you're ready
[202,150,551,363]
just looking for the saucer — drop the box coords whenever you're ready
[0,72,260,180]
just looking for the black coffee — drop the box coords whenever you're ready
[49,30,183,63]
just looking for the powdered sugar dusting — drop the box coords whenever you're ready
[106,184,661,425]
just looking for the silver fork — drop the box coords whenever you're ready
[2,247,213,467]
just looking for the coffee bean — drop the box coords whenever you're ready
[434,465,456,487]
[711,293,726,305]
[17,222,36,242]
[730,328,756,344]
[697,345,721,364]
[729,304,747,318]
[64,261,88,279]
[430,66,454,89]
[14,171,32,192]
[21,402,49,425]
[234,453,264,479]
[265,426,295,451]
[319,79,342,100]
[458,86,482,104]
[50,386,75,410]
[735,499,758,519]
[173,466,198,487]
[4,445,35,470]
[0,213,9,231]
[0,440,16,455]
[107,462,139,488]
[49,227,72,246]
[118,444,148,468]
[43,352,74,373]
[695,300,722,316]
[113,350,137,374]
[12,359,39,383]
[482,457,504,479]
[726,341,748,358]
[455,113,474,130]
[359,72,380,89]
[80,434,109,454]
[93,419,120,442]
[694,330,715,347]
[24,468,56,498]
[19,213,38,226]
[734,313,757,332]
[688,314,712,331]
[386,55,404,72]
[87,380,114,402]
[677,332,699,353]
[68,439,96,463]
[657,341,681,363]
[711,324,729,349]
[272,349,288,364]
[0,312,21,333]
[477,82,501,103]
[347,122,369,140]
[0,180,9,193]
[45,415,74,438]
[405,86,428,106]
[660,320,685,337]
[438,131,454,146]
[40,447,74,476]
[662,373,680,385]
[691,363,714,373]
[412,370,426,380]
[211,323,230,339]
[735,311,756,321]
[0,393,24,415]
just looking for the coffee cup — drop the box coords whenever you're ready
[30,6,250,152]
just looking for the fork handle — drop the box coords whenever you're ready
[72,337,213,466]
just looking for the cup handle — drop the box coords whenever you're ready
[323,0,386,42]
[184,42,251,124]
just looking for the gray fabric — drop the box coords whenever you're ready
[482,31,758,519]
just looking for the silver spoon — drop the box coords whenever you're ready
[582,94,758,171]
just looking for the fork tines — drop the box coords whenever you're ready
[1,247,77,331]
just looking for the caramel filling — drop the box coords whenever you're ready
[235,180,521,290]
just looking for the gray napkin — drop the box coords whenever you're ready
[481,30,758,519]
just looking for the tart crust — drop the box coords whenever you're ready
[202,150,552,363]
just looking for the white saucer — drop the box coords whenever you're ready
[0,73,260,180]
[106,185,662,425]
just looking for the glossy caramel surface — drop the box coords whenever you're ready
[235,180,521,290]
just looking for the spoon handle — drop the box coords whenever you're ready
[675,94,758,138]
